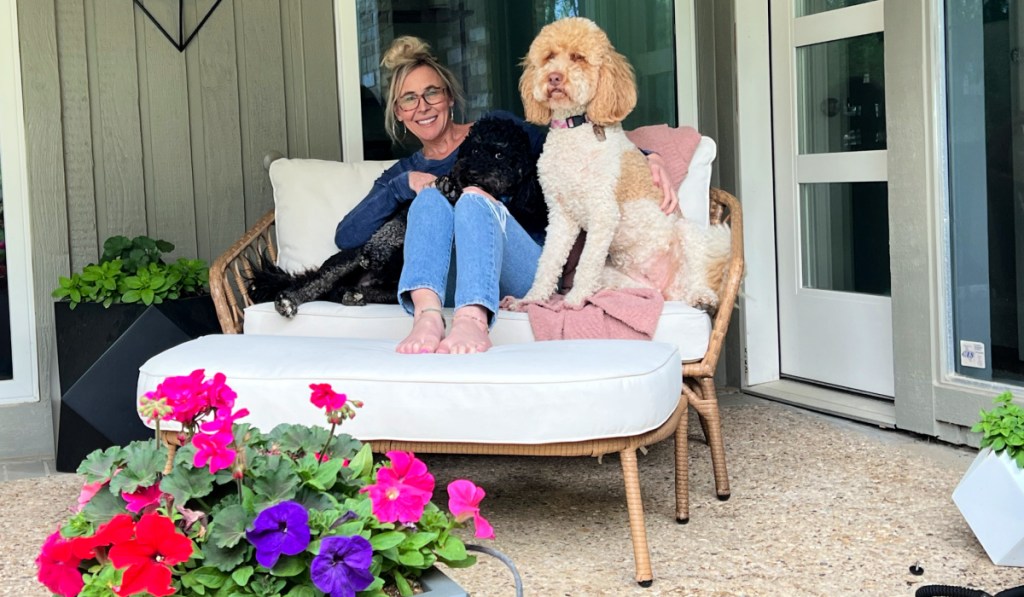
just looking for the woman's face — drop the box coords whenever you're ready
[395,65,454,144]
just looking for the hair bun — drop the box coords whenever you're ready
[381,36,435,72]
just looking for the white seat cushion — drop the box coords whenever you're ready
[137,335,682,445]
[243,301,711,362]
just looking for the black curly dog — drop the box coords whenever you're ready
[247,116,544,317]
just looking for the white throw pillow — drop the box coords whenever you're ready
[678,136,716,229]
[269,158,396,273]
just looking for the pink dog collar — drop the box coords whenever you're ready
[550,114,589,129]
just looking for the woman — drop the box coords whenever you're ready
[335,36,677,355]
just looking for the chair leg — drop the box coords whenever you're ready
[619,448,653,586]
[674,398,689,523]
[693,377,730,500]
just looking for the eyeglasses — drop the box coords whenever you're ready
[397,86,447,112]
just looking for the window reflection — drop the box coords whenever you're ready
[800,182,890,296]
[795,0,876,18]
[355,0,677,159]
[944,0,1024,382]
[796,32,886,155]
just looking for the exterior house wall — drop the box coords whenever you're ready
[6,0,342,460]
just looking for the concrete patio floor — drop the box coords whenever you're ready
[2,391,1021,596]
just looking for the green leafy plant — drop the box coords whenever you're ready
[101,235,175,273]
[36,373,493,597]
[52,236,209,309]
[971,391,1024,469]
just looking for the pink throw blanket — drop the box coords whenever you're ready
[625,125,702,189]
[501,288,665,341]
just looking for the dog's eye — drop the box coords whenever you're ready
[544,52,556,63]
[494,152,503,160]
[570,52,585,62]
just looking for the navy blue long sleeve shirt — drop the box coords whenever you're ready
[334,110,547,250]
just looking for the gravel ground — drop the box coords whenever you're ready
[3,394,1022,596]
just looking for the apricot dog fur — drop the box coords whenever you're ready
[518,17,730,309]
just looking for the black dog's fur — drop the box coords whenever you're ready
[247,115,543,317]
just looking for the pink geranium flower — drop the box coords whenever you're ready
[122,482,165,513]
[203,372,237,412]
[199,407,249,436]
[146,369,207,423]
[77,479,107,512]
[447,480,495,539]
[361,451,434,524]
[192,431,236,473]
[309,383,347,412]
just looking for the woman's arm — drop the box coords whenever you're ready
[334,162,417,250]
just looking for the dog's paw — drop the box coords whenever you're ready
[275,295,299,318]
[689,289,720,313]
[341,290,366,306]
[562,287,591,307]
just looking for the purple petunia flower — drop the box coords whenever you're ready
[245,501,311,568]
[311,535,374,597]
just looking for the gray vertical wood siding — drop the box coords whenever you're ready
[15,0,341,457]
[21,0,340,268]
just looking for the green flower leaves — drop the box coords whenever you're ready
[51,235,209,309]
[972,391,1024,469]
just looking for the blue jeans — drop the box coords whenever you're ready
[398,188,542,325]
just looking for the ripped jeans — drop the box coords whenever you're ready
[397,188,542,325]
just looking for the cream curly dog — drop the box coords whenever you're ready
[518,17,730,309]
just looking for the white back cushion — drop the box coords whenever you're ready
[678,137,716,228]
[270,158,395,273]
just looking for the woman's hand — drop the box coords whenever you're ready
[646,153,679,215]
[409,171,438,194]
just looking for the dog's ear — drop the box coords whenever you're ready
[519,56,552,125]
[588,49,637,126]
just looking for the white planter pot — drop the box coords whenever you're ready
[952,448,1024,566]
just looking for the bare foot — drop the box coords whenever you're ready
[396,310,445,354]
[437,311,491,354]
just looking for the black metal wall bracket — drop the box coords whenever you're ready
[132,0,224,53]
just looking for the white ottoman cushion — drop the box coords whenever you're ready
[137,335,682,445]
[243,301,711,362]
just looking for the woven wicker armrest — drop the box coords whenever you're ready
[209,209,277,334]
[684,188,745,379]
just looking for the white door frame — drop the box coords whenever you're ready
[331,0,700,163]
[0,0,39,405]
[734,1,897,425]
[734,0,780,388]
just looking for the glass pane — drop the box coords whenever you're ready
[800,182,890,296]
[0,161,10,380]
[796,0,876,18]
[796,32,886,154]
[356,0,676,159]
[945,0,1024,382]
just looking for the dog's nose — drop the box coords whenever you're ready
[548,72,563,87]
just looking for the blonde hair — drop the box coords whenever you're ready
[381,36,465,144]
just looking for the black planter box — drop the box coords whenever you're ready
[54,295,220,472]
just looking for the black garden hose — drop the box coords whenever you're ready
[466,544,524,597]
[916,585,1024,597]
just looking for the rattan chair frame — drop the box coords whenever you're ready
[207,188,744,585]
